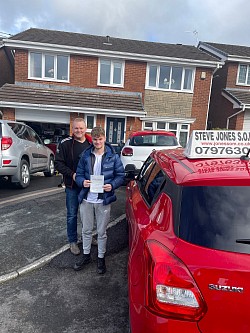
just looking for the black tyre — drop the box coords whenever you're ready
[16,159,30,189]
[44,156,55,177]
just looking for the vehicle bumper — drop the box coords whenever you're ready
[130,303,200,333]
[0,166,18,177]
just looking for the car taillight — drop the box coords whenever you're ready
[145,240,207,321]
[122,147,133,156]
[1,137,13,150]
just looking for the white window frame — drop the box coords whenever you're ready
[28,51,70,82]
[98,58,125,87]
[146,63,195,92]
[85,115,96,131]
[237,63,250,86]
[142,120,190,147]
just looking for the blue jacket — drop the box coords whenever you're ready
[75,142,125,205]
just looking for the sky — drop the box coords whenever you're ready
[0,0,249,47]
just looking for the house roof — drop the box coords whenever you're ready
[4,28,219,66]
[198,42,250,61]
[223,88,250,108]
[0,83,145,117]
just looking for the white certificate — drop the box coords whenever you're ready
[90,175,104,193]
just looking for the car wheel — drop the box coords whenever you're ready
[16,159,30,189]
[44,156,55,177]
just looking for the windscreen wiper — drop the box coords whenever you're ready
[236,239,250,244]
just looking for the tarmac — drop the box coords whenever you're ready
[0,186,127,284]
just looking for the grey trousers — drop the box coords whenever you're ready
[80,200,111,258]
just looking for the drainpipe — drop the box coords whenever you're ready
[226,105,245,129]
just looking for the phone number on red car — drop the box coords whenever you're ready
[195,146,250,155]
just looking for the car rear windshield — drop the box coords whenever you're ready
[179,186,250,254]
[130,134,178,146]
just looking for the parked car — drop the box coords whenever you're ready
[0,120,55,188]
[121,130,180,179]
[126,130,250,333]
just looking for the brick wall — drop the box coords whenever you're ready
[13,50,214,135]
[1,108,15,120]
[190,68,213,132]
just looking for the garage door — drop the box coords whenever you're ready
[15,109,70,124]
[243,110,250,130]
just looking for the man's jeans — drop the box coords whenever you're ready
[65,187,80,243]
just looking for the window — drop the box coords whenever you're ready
[143,121,190,147]
[99,59,124,86]
[29,52,69,81]
[147,64,194,92]
[179,186,250,254]
[237,64,250,85]
[137,158,165,206]
[85,115,96,131]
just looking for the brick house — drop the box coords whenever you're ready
[199,42,250,130]
[0,28,220,147]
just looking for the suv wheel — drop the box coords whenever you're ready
[44,157,55,177]
[16,159,30,189]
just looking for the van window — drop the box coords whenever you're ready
[179,186,250,254]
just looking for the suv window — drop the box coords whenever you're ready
[27,127,42,144]
[8,122,28,139]
[8,122,42,144]
[179,186,250,254]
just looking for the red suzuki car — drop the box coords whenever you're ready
[126,131,250,333]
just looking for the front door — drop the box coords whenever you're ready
[106,117,125,146]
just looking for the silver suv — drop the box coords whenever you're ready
[0,120,55,188]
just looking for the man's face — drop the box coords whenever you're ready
[72,121,86,140]
[92,135,105,150]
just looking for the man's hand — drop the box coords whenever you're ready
[103,184,112,192]
[84,180,91,188]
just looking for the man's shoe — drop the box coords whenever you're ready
[91,237,98,246]
[74,254,91,271]
[70,242,80,255]
[97,257,106,274]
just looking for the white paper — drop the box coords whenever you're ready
[90,175,104,193]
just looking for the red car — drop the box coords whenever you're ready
[126,130,250,333]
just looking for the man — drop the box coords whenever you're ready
[74,126,124,274]
[55,118,91,255]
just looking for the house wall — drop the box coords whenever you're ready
[208,64,228,128]
[13,49,213,137]
[1,107,15,120]
[190,68,213,131]
[208,62,249,130]
[15,50,146,96]
[144,90,193,117]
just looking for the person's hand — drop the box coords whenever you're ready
[84,180,91,188]
[103,184,112,192]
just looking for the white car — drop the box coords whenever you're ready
[120,130,180,179]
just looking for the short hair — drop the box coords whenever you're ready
[91,126,105,138]
[73,117,86,124]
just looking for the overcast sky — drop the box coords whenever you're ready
[0,0,249,46]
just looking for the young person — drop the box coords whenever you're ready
[74,126,124,274]
[55,118,91,255]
